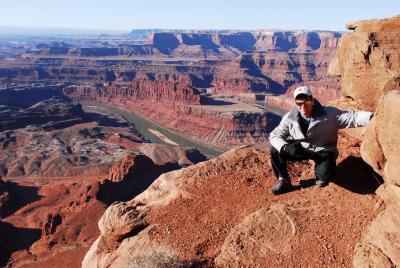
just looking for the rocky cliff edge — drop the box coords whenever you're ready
[329,15,400,266]
[82,15,400,267]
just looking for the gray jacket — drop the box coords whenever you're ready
[269,100,372,155]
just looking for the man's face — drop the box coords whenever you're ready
[295,96,314,118]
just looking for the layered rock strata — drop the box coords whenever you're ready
[0,29,343,149]
[0,29,341,100]
[64,75,270,150]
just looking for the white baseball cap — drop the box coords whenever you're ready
[293,86,312,99]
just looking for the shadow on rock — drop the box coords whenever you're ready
[183,149,208,166]
[0,181,42,218]
[83,112,130,128]
[200,95,235,106]
[299,178,317,189]
[96,155,181,205]
[0,221,41,267]
[333,156,384,194]
[265,112,282,133]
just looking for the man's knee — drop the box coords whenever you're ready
[314,151,336,179]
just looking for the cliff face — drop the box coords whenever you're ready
[328,15,400,266]
[146,30,341,95]
[148,31,340,54]
[64,73,201,107]
[64,81,270,150]
[328,16,400,111]
[253,31,340,53]
[1,29,341,97]
[131,74,201,105]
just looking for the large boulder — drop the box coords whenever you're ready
[82,201,183,268]
[215,203,297,267]
[329,15,400,266]
[362,91,400,184]
[328,15,400,111]
[358,91,400,266]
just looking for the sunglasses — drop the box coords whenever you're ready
[295,100,311,107]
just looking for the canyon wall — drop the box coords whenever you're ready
[0,29,342,148]
[0,30,341,96]
[329,15,400,266]
[63,75,270,150]
[0,28,344,168]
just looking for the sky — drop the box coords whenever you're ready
[0,0,399,32]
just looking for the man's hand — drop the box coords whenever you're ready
[282,141,304,157]
[369,113,374,120]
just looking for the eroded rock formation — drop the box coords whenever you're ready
[328,16,400,111]
[63,74,271,150]
[0,85,151,178]
[328,15,400,266]
[1,146,206,267]
[0,29,342,149]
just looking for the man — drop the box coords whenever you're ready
[269,86,373,195]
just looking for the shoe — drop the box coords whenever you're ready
[269,180,292,195]
[315,178,329,188]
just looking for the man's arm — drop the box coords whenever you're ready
[336,110,373,129]
[269,114,291,152]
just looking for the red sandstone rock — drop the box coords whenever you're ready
[42,213,62,237]
[64,82,270,150]
[63,73,201,107]
[131,74,201,106]
[329,15,400,267]
[2,179,106,267]
[347,15,400,32]
[328,15,400,111]
[108,154,136,182]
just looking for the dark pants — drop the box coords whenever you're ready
[270,145,336,181]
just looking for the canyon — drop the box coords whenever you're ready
[1,29,341,150]
[0,83,206,267]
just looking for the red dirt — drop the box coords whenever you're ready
[147,130,381,266]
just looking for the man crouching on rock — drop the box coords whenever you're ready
[269,86,373,195]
